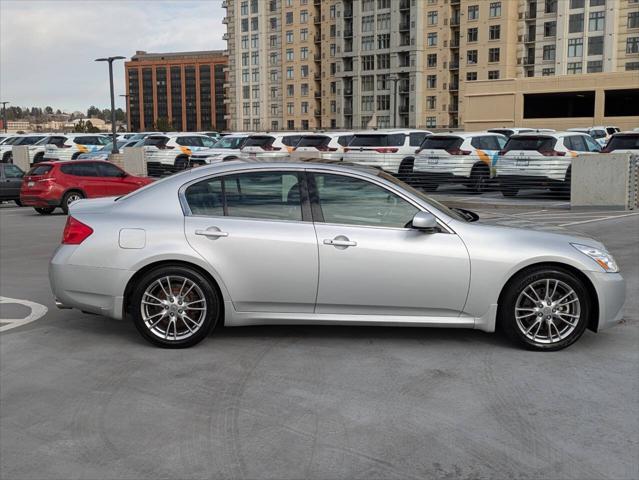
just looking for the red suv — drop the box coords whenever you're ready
[21,161,154,215]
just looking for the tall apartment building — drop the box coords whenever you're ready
[224,0,338,131]
[225,0,638,131]
[125,50,228,132]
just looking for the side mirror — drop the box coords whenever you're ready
[411,211,439,232]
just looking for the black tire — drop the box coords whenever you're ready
[499,266,590,351]
[2,152,12,163]
[32,153,45,164]
[61,190,84,215]
[130,265,220,348]
[223,156,238,162]
[500,186,519,197]
[467,164,490,193]
[422,181,439,192]
[35,207,55,215]
[174,156,190,170]
[397,158,414,182]
[14,199,22,207]
[549,167,571,198]
[71,152,81,160]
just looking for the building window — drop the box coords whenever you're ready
[378,33,390,49]
[468,5,479,21]
[543,45,556,61]
[241,18,249,32]
[489,25,500,40]
[250,17,258,30]
[489,2,501,17]
[361,75,374,91]
[300,83,308,96]
[466,71,477,81]
[569,13,584,33]
[361,95,374,111]
[627,37,639,54]
[377,13,390,30]
[544,21,556,37]
[251,51,259,65]
[362,0,374,11]
[427,53,437,68]
[270,35,279,47]
[426,75,437,88]
[427,32,437,46]
[286,11,293,24]
[301,102,308,114]
[286,48,294,61]
[378,0,391,8]
[362,15,374,32]
[589,11,605,31]
[301,65,309,77]
[488,47,500,62]
[488,70,500,79]
[286,31,293,43]
[287,120,294,130]
[241,35,249,49]
[427,11,438,25]
[286,102,294,114]
[240,1,248,15]
[587,60,603,73]
[377,95,390,111]
[588,36,604,55]
[286,84,294,96]
[625,62,639,70]
[426,117,436,128]
[361,55,375,70]
[300,9,308,23]
[542,67,555,76]
[362,36,374,51]
[629,12,639,29]
[568,38,583,57]
[567,62,583,74]
[377,74,389,90]
[570,0,584,7]
[300,47,309,60]
[426,96,436,109]
[545,0,557,13]
[467,50,478,64]
[300,28,308,41]
[467,28,478,42]
[590,0,605,5]
[286,67,293,79]
[377,54,390,69]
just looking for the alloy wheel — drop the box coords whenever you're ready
[514,278,581,345]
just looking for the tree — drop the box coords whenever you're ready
[84,120,100,133]
[45,106,53,115]
[73,120,86,132]
[87,105,101,118]
[154,117,173,132]
[115,108,126,122]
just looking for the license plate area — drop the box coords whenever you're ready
[427,156,439,165]
[516,159,529,167]
[28,181,35,187]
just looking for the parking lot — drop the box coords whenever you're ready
[1,202,637,480]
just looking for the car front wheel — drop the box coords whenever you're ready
[34,207,55,215]
[499,267,590,351]
[131,266,220,348]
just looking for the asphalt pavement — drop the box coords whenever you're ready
[1,203,637,480]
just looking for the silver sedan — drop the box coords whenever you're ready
[50,160,626,350]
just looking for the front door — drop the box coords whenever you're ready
[184,170,318,313]
[1,164,24,200]
[311,172,470,317]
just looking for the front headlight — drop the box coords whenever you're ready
[571,243,619,273]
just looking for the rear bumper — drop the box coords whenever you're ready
[49,245,132,320]
[496,174,564,187]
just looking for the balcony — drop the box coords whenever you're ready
[314,73,321,81]
[314,109,321,116]
[449,83,459,91]
[523,56,535,65]
[314,53,322,61]
[524,34,536,43]
[448,105,459,113]
[314,15,321,25]
[222,16,228,24]
[450,16,460,27]
[344,9,353,19]
[399,0,410,9]
[449,61,459,70]
[344,88,353,96]
[314,34,321,43]
[525,11,537,20]
[450,38,460,48]
[399,21,410,31]
[398,105,409,114]
[451,0,460,4]
[344,28,353,38]
[315,91,322,98]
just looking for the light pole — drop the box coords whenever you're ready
[1,101,9,133]
[95,56,125,153]
[119,94,130,133]
[389,74,399,129]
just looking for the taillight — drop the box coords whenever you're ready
[60,144,71,148]
[62,217,93,245]
[262,145,281,151]
[158,145,174,150]
[316,145,338,152]
[446,148,471,155]
[540,150,566,157]
[601,146,611,153]
[415,148,423,154]
[374,147,399,154]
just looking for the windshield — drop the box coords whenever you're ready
[378,171,467,222]
[213,136,246,149]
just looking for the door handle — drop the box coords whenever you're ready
[195,229,229,239]
[324,236,357,248]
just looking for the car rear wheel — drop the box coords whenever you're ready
[499,267,590,351]
[467,164,490,193]
[14,199,22,207]
[500,187,519,197]
[174,156,190,171]
[131,266,220,348]
[397,158,414,182]
[34,207,55,215]
[61,191,84,215]
[32,153,44,164]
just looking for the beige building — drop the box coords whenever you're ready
[225,0,639,131]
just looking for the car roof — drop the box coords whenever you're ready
[426,131,505,138]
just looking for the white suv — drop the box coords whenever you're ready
[189,134,251,164]
[292,132,354,161]
[240,133,305,159]
[43,134,110,162]
[412,132,507,192]
[341,129,432,174]
[142,133,217,175]
[496,132,602,196]
[1,134,50,163]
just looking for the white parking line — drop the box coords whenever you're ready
[559,212,639,227]
[0,296,48,332]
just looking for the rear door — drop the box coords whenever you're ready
[60,162,104,197]
[183,170,319,314]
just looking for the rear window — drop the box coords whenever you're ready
[281,135,303,147]
[606,134,639,150]
[420,136,463,150]
[213,136,246,149]
[409,132,429,147]
[470,136,503,150]
[243,136,275,147]
[296,136,331,148]
[337,135,353,146]
[349,135,386,147]
[606,127,618,135]
[28,165,52,176]
[144,136,170,147]
[502,136,557,152]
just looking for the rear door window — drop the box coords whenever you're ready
[297,136,331,148]
[4,164,24,178]
[566,135,587,152]
[420,136,463,150]
[144,136,170,147]
[74,136,96,145]
[349,135,386,147]
[387,134,406,147]
[61,163,99,176]
[282,135,303,147]
[502,136,556,152]
[583,135,602,152]
[96,162,125,177]
[243,136,275,148]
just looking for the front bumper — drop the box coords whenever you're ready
[585,271,626,331]
[49,245,132,320]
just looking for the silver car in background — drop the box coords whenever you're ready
[50,160,625,351]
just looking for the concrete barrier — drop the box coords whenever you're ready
[110,147,147,176]
[11,146,31,172]
[571,153,638,210]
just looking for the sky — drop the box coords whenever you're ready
[0,0,226,113]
